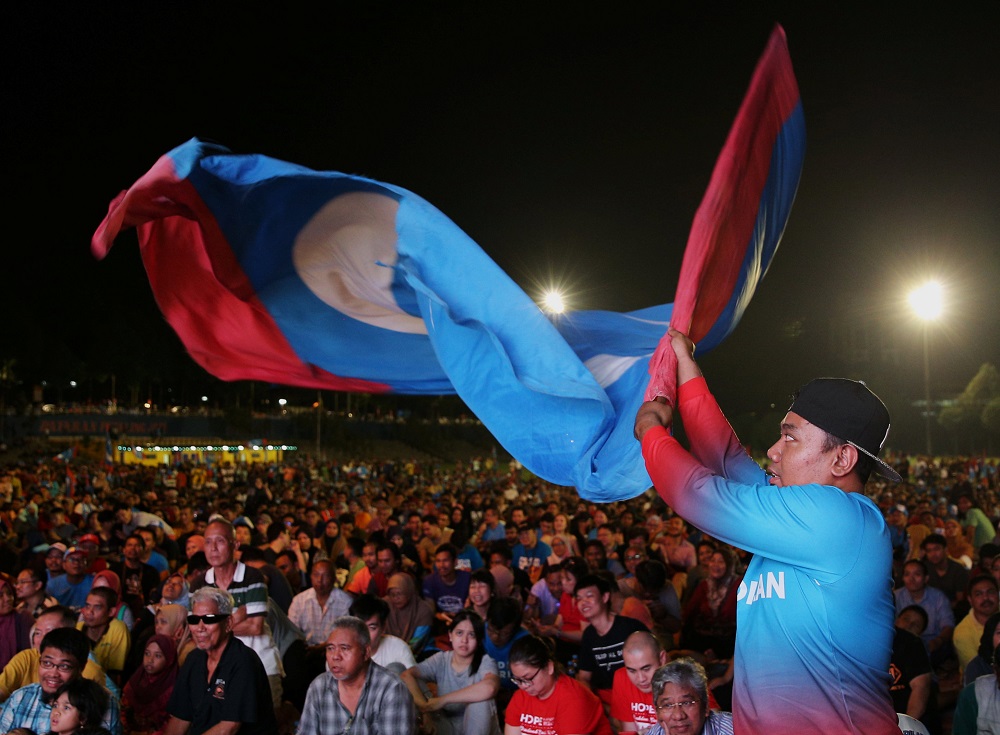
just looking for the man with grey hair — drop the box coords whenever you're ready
[201,518,284,708]
[646,658,733,735]
[298,615,416,735]
[164,586,277,735]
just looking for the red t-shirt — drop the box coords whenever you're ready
[506,674,612,735]
[609,667,657,732]
[559,592,584,632]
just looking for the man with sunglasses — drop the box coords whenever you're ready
[164,586,277,735]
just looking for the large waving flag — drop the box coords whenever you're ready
[92,26,803,502]
[645,25,805,402]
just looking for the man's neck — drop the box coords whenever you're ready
[338,664,370,700]
[213,562,238,589]
[588,610,615,636]
[975,609,996,625]
[85,622,109,643]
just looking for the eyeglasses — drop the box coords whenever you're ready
[626,553,645,561]
[510,668,542,687]
[40,659,77,672]
[656,699,700,713]
[187,614,230,625]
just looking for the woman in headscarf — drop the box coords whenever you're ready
[0,573,32,670]
[319,518,346,563]
[944,518,975,569]
[120,634,179,735]
[386,572,434,655]
[681,548,741,661]
[547,534,575,566]
[154,603,196,666]
[91,570,136,631]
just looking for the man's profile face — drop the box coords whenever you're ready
[896,609,926,637]
[766,411,839,488]
[38,648,81,695]
[362,614,385,648]
[32,613,66,651]
[623,646,662,693]
[186,535,205,558]
[325,627,370,682]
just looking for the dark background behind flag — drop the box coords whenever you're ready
[4,4,999,454]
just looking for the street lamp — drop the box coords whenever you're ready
[908,281,943,456]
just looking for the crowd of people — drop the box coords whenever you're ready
[0,443,997,735]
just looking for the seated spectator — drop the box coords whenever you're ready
[632,561,682,648]
[158,572,190,609]
[525,564,562,626]
[154,605,196,667]
[484,596,531,698]
[575,573,649,705]
[343,541,378,596]
[681,549,741,661]
[512,525,552,585]
[0,627,121,735]
[49,677,113,735]
[386,572,434,656]
[644,657,733,735]
[895,559,955,659]
[349,594,416,674]
[402,610,501,735]
[77,590,129,686]
[466,569,496,621]
[955,575,1000,673]
[89,572,135,632]
[922,533,970,611]
[287,559,353,690]
[964,612,1000,685]
[547,534,574,566]
[423,543,472,626]
[505,634,611,735]
[120,634,178,735]
[0,607,108,703]
[0,573,33,670]
[890,609,936,732]
[584,540,626,580]
[298,615,415,735]
[14,568,57,620]
[610,631,667,733]
[952,646,1000,735]
[163,586,277,735]
[47,548,94,610]
[535,557,587,664]
[945,519,976,569]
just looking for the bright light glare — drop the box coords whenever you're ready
[909,281,943,321]
[278,398,288,406]
[541,290,566,314]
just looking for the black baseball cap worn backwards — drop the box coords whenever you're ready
[788,378,901,482]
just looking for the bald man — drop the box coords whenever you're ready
[610,631,668,733]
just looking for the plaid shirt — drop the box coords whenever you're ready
[298,662,415,735]
[0,683,122,735]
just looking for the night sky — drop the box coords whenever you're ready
[6,5,999,451]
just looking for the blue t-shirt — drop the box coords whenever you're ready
[47,573,94,609]
[422,570,471,615]
[484,626,530,691]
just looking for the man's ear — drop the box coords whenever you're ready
[830,443,859,479]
